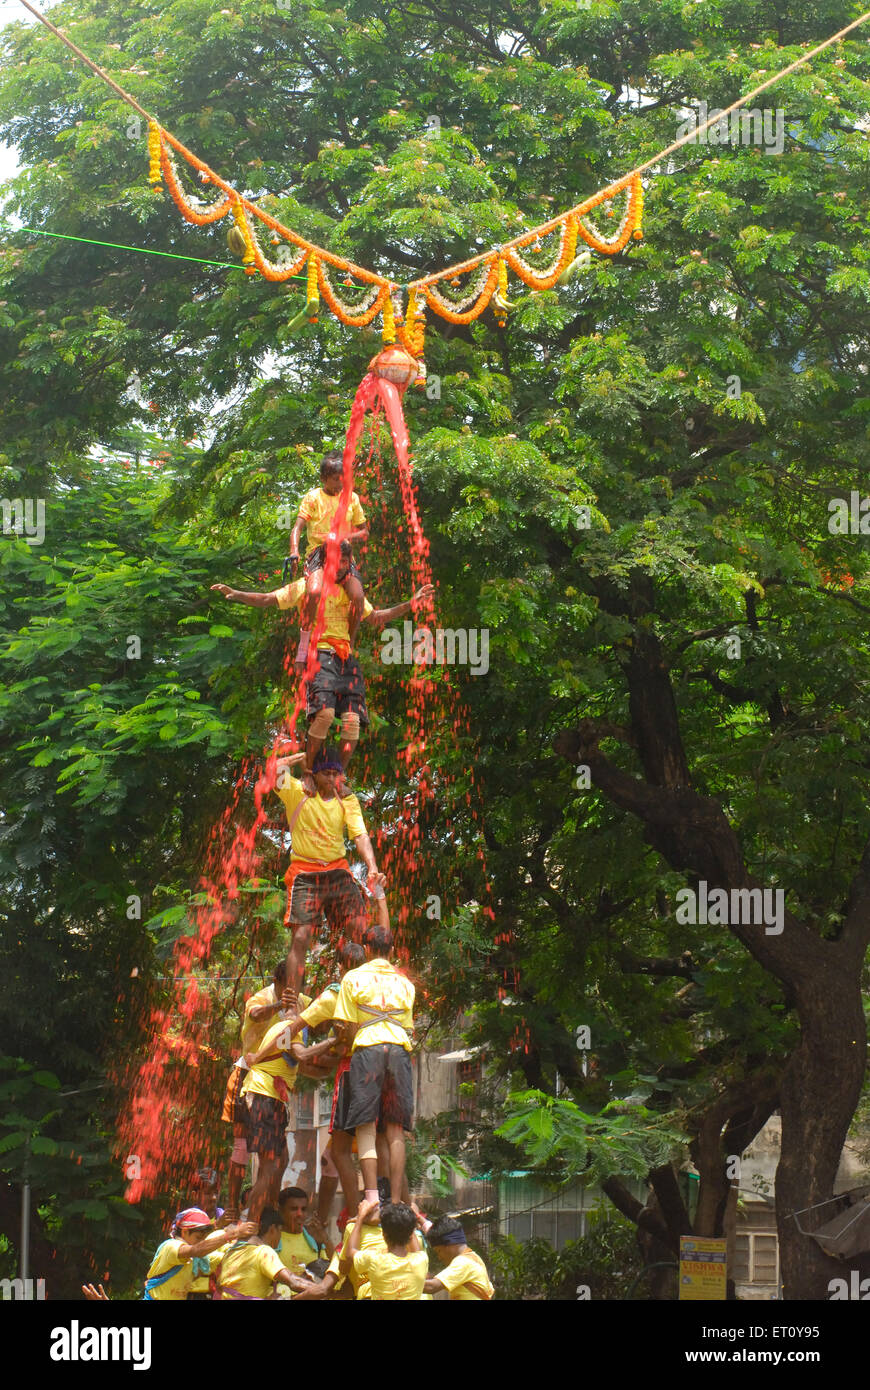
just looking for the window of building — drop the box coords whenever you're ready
[734,1232,779,1284]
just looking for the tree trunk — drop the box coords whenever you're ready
[554,613,870,1300]
[775,962,867,1299]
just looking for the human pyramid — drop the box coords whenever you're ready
[112,449,494,1302]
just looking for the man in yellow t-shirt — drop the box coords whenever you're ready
[240,1006,334,1220]
[333,916,415,1207]
[274,1187,330,1298]
[294,1203,389,1301]
[343,1198,428,1300]
[422,1216,495,1300]
[143,1208,255,1300]
[212,1206,312,1300]
[267,750,383,1000]
[211,556,433,773]
[220,960,289,1217]
[258,943,368,1221]
[289,451,369,639]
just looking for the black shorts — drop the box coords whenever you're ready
[307,650,369,726]
[244,1092,288,1160]
[342,1044,414,1132]
[285,866,366,933]
[304,545,362,581]
[330,1059,352,1134]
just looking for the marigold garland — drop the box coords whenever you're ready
[505,215,578,290]
[382,292,396,344]
[251,236,309,283]
[493,256,509,326]
[633,179,644,240]
[231,197,257,274]
[423,256,499,324]
[576,175,642,256]
[159,138,232,226]
[147,120,162,193]
[399,287,426,358]
[306,252,320,321]
[317,261,388,326]
[147,122,644,331]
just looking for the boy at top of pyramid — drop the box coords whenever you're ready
[288,450,369,664]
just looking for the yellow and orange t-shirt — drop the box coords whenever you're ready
[334,958,415,1051]
[298,486,366,554]
[272,577,373,656]
[240,1017,301,1103]
[276,772,366,866]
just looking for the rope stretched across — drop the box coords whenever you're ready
[13,0,870,325]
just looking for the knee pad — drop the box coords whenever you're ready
[356,1122,378,1164]
[231,1137,248,1165]
[340,711,360,743]
[320,1145,339,1180]
[309,706,336,739]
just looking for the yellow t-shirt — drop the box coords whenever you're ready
[334,959,415,1051]
[241,983,278,1056]
[437,1250,495,1300]
[240,1017,300,1102]
[276,773,367,865]
[353,1248,428,1300]
[188,1249,222,1295]
[279,1229,326,1277]
[300,984,340,1029]
[272,578,373,652]
[214,1242,287,1299]
[329,1219,387,1297]
[298,486,366,553]
[144,1238,198,1301]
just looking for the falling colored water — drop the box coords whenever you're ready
[115,371,509,1205]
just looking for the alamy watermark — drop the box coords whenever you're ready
[50,1322,152,1370]
[829,1270,870,1299]
[676,102,784,156]
[828,492,870,534]
[675,881,784,935]
[1,497,45,545]
[380,620,489,676]
[1,1277,45,1300]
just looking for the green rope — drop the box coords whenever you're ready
[1,222,307,277]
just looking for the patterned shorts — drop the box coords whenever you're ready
[244,1092,288,1161]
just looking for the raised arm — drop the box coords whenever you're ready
[289,512,306,564]
[339,1201,377,1274]
[211,583,279,609]
[176,1221,255,1261]
[364,583,434,630]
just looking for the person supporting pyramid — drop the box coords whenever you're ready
[264,747,385,1000]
